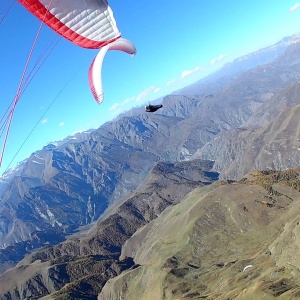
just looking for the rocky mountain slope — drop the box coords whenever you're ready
[244,80,300,129]
[0,160,219,299]
[99,169,300,300]
[195,102,300,180]
[0,127,161,263]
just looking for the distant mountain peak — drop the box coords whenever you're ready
[43,129,94,151]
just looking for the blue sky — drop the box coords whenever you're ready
[0,0,300,174]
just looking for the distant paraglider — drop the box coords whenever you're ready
[145,104,163,113]
[243,265,254,272]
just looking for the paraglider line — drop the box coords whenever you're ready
[0,0,55,169]
[0,113,9,139]
[0,99,13,130]
[20,37,60,96]
[0,0,15,25]
[4,77,73,173]
[0,37,59,133]
[0,25,44,168]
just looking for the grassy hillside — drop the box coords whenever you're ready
[99,169,300,300]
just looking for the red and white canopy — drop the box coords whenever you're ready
[18,0,121,48]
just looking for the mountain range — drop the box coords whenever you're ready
[0,160,219,299]
[0,34,299,299]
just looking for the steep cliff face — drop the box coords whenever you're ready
[99,169,300,300]
[195,95,300,180]
[0,160,219,299]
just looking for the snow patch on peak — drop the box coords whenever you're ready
[0,160,27,186]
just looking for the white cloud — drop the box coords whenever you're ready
[109,97,136,112]
[109,103,120,111]
[154,87,161,93]
[122,97,133,105]
[166,66,202,86]
[110,108,123,116]
[58,122,65,126]
[210,54,227,64]
[290,3,300,11]
[181,66,201,78]
[41,118,48,124]
[108,86,159,115]
[135,86,157,102]
[167,79,177,85]
[109,85,160,112]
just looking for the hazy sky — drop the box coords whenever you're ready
[0,0,300,174]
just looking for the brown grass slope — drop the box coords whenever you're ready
[99,169,300,300]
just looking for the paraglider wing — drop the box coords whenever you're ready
[17,1,137,104]
[88,38,136,104]
[17,0,121,48]
[243,265,254,272]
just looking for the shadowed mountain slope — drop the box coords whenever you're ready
[99,169,300,300]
